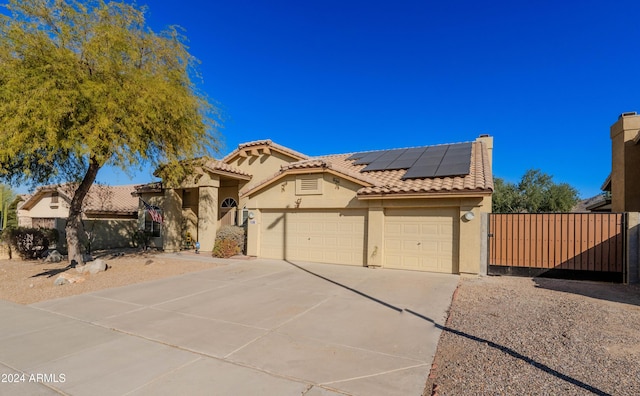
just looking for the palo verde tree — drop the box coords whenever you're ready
[0,0,219,264]
[0,183,16,230]
[492,169,579,213]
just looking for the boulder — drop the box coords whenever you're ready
[44,250,63,263]
[56,272,86,284]
[86,259,107,274]
[54,276,69,286]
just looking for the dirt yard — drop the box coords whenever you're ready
[0,249,223,305]
[424,275,640,396]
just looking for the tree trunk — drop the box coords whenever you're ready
[65,158,100,265]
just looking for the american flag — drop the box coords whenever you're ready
[141,199,163,224]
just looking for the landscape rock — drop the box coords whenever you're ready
[53,276,69,286]
[56,272,86,284]
[83,254,94,262]
[44,250,63,263]
[85,259,107,274]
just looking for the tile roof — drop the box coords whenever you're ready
[62,184,139,214]
[21,184,139,214]
[202,159,252,178]
[223,139,309,162]
[242,140,493,198]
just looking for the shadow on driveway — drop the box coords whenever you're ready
[287,261,611,396]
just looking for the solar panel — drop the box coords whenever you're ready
[385,147,426,170]
[348,142,472,180]
[401,143,472,179]
[352,151,386,165]
[362,148,407,171]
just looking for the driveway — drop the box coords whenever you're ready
[0,256,458,395]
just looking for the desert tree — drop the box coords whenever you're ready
[492,169,579,213]
[0,0,220,264]
[0,184,16,230]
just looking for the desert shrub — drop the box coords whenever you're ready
[5,227,58,260]
[131,229,153,249]
[212,238,241,258]
[212,225,245,258]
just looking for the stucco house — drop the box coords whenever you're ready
[17,184,139,250]
[603,112,640,212]
[136,135,493,274]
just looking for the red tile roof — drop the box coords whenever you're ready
[242,140,493,198]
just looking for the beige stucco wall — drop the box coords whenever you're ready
[229,150,299,185]
[611,113,640,212]
[81,219,138,250]
[244,170,492,274]
[245,173,368,210]
[21,194,70,219]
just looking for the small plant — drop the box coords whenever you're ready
[132,229,153,250]
[5,227,58,260]
[212,238,240,258]
[212,225,245,258]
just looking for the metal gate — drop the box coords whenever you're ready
[488,213,626,282]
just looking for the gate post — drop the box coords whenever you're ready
[480,213,489,275]
[627,212,640,284]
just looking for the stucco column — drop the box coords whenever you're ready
[198,185,218,251]
[163,188,182,252]
[458,205,482,274]
[245,208,260,257]
[366,203,384,268]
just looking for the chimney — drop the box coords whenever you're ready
[476,134,493,168]
[610,112,640,212]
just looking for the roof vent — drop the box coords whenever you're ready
[478,134,490,138]
[619,111,637,119]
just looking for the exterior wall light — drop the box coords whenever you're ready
[463,211,475,221]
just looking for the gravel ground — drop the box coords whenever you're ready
[424,275,640,396]
[0,250,223,305]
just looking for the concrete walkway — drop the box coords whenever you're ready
[0,256,459,396]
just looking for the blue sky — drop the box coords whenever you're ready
[69,1,640,197]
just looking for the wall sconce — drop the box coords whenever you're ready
[463,211,475,221]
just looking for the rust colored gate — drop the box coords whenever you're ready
[488,213,626,282]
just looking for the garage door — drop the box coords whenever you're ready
[260,210,366,266]
[384,208,458,273]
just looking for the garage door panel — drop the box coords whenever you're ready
[384,208,458,273]
[260,210,366,266]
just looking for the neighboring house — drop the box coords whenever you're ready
[136,135,494,274]
[573,181,612,213]
[606,112,640,212]
[17,184,139,251]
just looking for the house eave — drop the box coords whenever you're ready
[357,190,493,200]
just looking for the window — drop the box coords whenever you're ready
[221,197,238,209]
[144,210,162,237]
[50,192,59,207]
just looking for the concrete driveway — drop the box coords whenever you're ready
[0,256,458,396]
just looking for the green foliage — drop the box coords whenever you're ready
[0,0,220,262]
[212,225,245,258]
[131,229,153,249]
[0,0,220,186]
[493,169,579,213]
[4,227,58,259]
[0,184,16,229]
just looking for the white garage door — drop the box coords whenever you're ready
[260,210,366,266]
[384,208,458,273]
